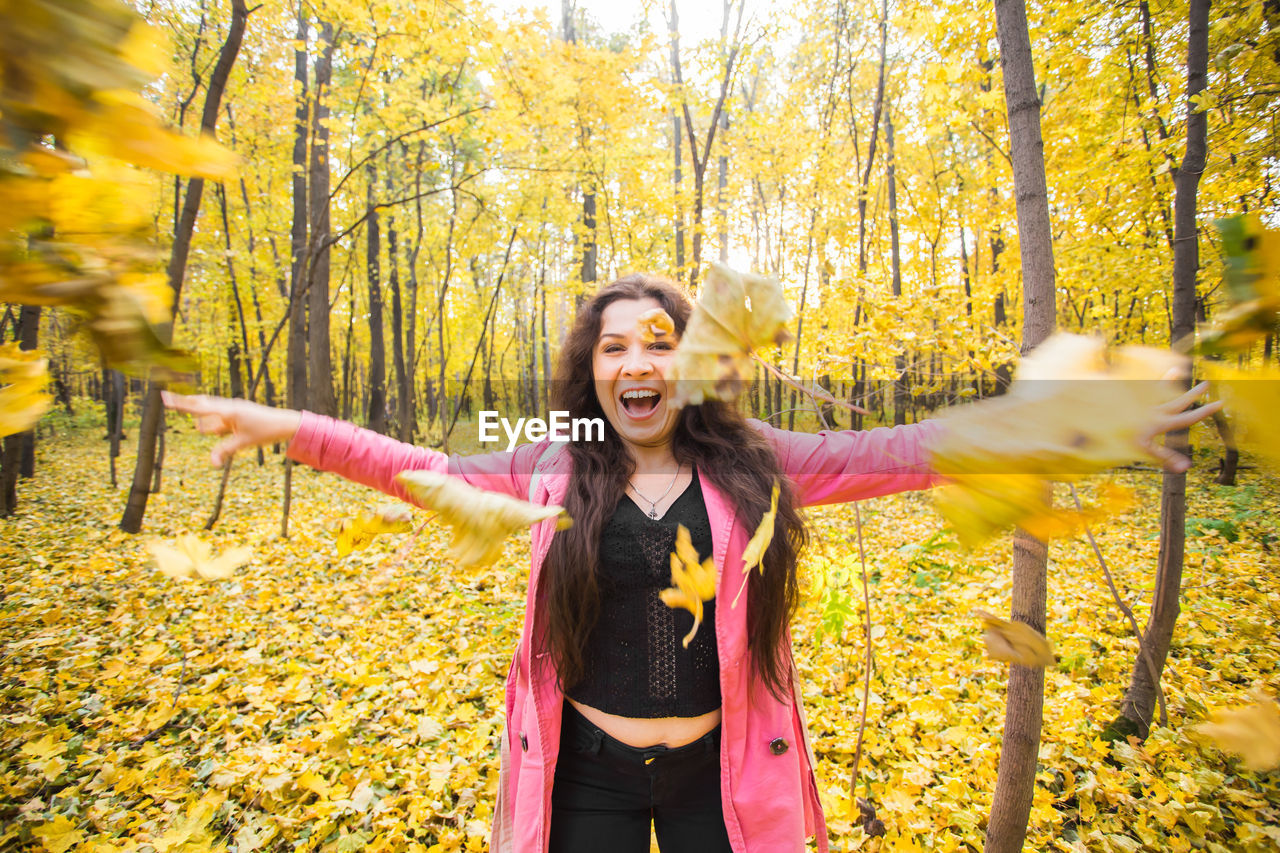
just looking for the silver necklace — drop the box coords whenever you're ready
[629,464,682,519]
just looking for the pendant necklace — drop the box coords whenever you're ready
[629,464,682,520]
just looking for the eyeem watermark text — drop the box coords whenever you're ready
[479,411,605,451]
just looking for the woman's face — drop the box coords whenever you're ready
[592,297,681,452]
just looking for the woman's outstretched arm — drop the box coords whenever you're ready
[162,392,543,503]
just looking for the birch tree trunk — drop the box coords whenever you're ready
[307,21,336,416]
[985,0,1057,847]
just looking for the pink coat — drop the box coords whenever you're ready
[288,414,940,852]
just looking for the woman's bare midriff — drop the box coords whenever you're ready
[568,698,722,748]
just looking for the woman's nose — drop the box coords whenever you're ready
[621,346,653,376]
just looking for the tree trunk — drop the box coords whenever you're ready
[985,0,1058,847]
[673,108,685,280]
[120,0,248,533]
[387,158,410,441]
[1116,0,1210,741]
[856,0,889,274]
[307,21,336,416]
[0,305,41,516]
[886,110,908,426]
[366,165,388,434]
[283,4,310,540]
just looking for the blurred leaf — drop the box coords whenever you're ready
[334,505,415,556]
[0,344,51,437]
[733,480,779,607]
[670,262,792,407]
[1197,216,1280,355]
[148,534,251,580]
[974,609,1054,668]
[636,307,674,343]
[1195,691,1280,772]
[395,471,569,567]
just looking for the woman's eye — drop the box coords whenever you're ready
[649,342,673,351]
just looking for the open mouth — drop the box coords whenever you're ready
[619,388,661,418]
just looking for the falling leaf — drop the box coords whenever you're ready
[148,534,251,580]
[1204,363,1280,470]
[659,524,718,647]
[973,609,1054,668]
[1195,691,1280,772]
[334,505,415,556]
[0,344,51,438]
[1196,216,1280,355]
[394,471,570,568]
[636,307,675,342]
[931,334,1185,545]
[669,262,792,408]
[733,480,779,607]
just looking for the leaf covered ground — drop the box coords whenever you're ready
[1,415,1278,852]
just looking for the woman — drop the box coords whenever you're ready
[164,273,1213,852]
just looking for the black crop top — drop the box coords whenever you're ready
[566,468,721,718]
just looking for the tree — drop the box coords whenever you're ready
[984,0,1058,848]
[1114,0,1211,741]
[120,0,250,533]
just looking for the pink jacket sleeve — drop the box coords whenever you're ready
[755,419,944,507]
[286,412,542,504]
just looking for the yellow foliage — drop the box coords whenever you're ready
[972,610,1055,668]
[148,534,252,580]
[333,505,415,556]
[0,344,52,438]
[1195,692,1280,773]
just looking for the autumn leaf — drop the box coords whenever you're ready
[1204,363,1280,470]
[0,344,51,438]
[31,815,84,853]
[334,505,415,556]
[659,524,718,647]
[148,534,251,580]
[733,480,779,607]
[1195,691,1280,772]
[636,307,675,342]
[394,471,570,568]
[669,262,792,408]
[931,334,1185,545]
[1195,216,1280,355]
[973,609,1054,668]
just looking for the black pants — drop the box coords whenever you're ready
[548,702,733,853]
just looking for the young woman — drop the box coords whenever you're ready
[164,273,1213,853]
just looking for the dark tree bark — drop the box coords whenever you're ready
[283,5,310,539]
[386,157,410,441]
[1116,0,1210,741]
[307,21,337,416]
[366,164,388,435]
[985,0,1058,847]
[856,0,889,274]
[0,305,41,517]
[120,0,249,533]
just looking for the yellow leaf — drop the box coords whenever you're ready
[669,262,792,408]
[1195,691,1280,772]
[973,609,1054,668]
[733,480,779,607]
[1205,364,1280,470]
[659,524,717,647]
[21,733,64,763]
[0,344,52,438]
[334,504,415,556]
[148,534,251,580]
[394,471,570,567]
[636,307,675,342]
[31,816,84,853]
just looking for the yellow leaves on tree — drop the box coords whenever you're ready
[659,524,718,648]
[148,534,251,580]
[394,471,570,568]
[333,505,415,556]
[930,333,1185,546]
[1195,691,1280,773]
[0,0,237,397]
[669,262,792,408]
[973,610,1055,668]
[0,344,51,438]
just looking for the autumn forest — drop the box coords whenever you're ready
[1,0,1278,850]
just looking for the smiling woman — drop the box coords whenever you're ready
[160,269,1217,853]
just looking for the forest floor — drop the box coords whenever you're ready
[1,408,1278,853]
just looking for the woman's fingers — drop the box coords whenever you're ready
[1159,380,1210,414]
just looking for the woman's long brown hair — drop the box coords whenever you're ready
[542,273,807,703]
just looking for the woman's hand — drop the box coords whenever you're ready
[1139,380,1223,473]
[162,391,303,466]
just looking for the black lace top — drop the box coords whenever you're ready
[566,468,721,718]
